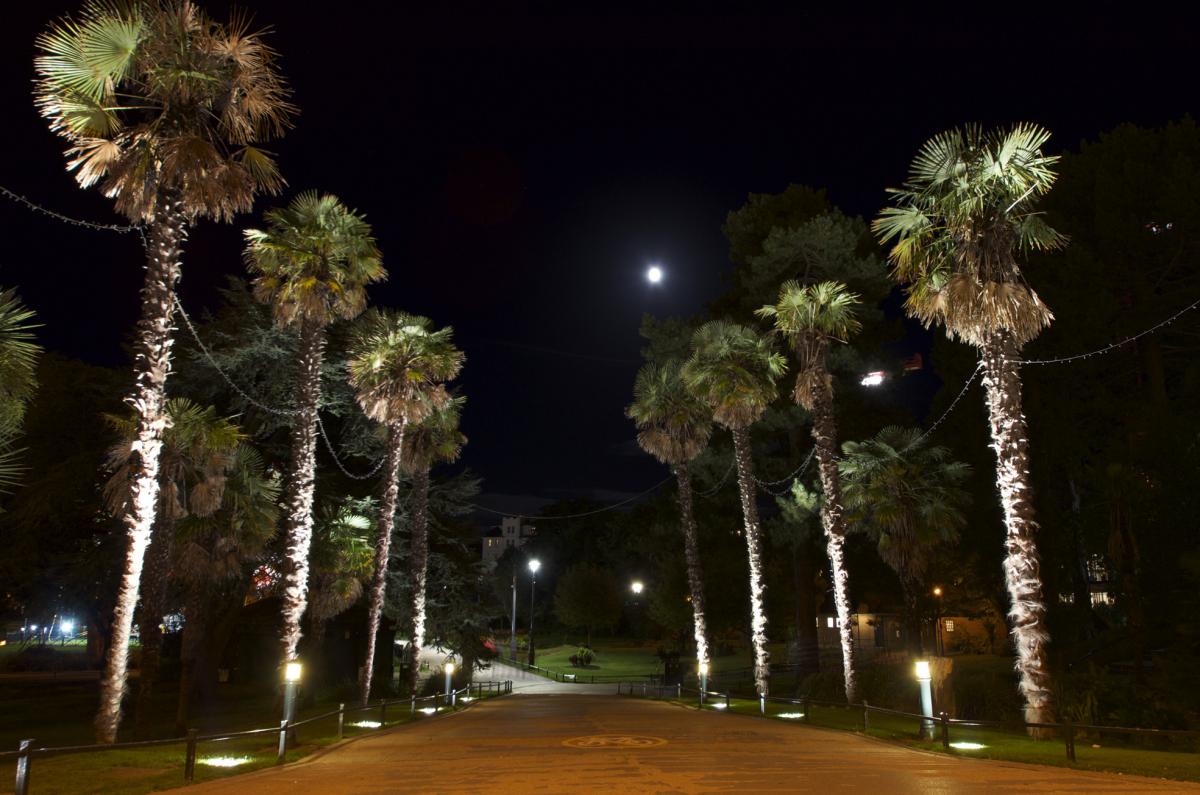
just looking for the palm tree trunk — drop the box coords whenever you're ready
[95,196,188,744]
[809,377,858,704]
[133,517,177,737]
[359,420,407,706]
[175,584,207,733]
[278,319,327,666]
[409,465,431,695]
[674,463,711,669]
[730,426,770,697]
[980,331,1054,728]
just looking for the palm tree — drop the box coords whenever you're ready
[400,395,466,694]
[839,426,970,654]
[0,288,41,495]
[34,0,293,742]
[173,444,279,730]
[757,280,862,702]
[682,320,785,696]
[626,361,714,672]
[102,399,240,735]
[347,311,463,703]
[873,123,1066,725]
[245,192,385,669]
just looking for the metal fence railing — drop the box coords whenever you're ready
[616,685,1200,763]
[0,680,512,795]
[502,658,660,684]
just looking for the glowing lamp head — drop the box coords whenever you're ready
[284,661,303,683]
[932,586,943,597]
[528,558,541,574]
[698,662,709,676]
[646,265,663,284]
[914,660,931,681]
[631,581,644,595]
[445,661,456,675]
[60,620,74,635]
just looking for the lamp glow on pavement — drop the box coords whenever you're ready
[461,696,474,702]
[777,712,805,719]
[198,756,252,768]
[350,720,381,729]
[949,742,987,751]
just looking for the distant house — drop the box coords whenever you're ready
[481,516,536,570]
[815,611,1004,658]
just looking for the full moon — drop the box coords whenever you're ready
[646,265,663,284]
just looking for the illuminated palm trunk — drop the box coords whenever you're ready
[809,375,858,704]
[730,427,770,697]
[980,331,1054,728]
[408,466,431,694]
[359,419,406,706]
[95,198,187,744]
[133,517,176,737]
[674,463,710,669]
[278,320,327,666]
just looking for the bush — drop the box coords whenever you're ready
[568,646,595,667]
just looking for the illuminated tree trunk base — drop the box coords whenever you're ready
[359,420,406,706]
[674,464,710,670]
[409,466,431,695]
[731,427,770,697]
[809,375,858,704]
[279,321,326,667]
[95,198,187,744]
[981,332,1054,733]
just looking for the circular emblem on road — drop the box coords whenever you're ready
[562,735,667,749]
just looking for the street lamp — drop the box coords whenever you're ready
[932,586,944,656]
[509,571,518,662]
[915,660,934,739]
[444,661,456,706]
[527,559,541,665]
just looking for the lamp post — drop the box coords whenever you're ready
[527,559,541,665]
[932,586,944,656]
[444,661,456,706]
[509,572,518,661]
[915,660,934,739]
[698,661,709,706]
[283,661,302,729]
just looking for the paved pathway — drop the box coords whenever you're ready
[481,659,616,694]
[182,695,1196,794]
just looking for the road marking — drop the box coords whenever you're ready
[562,735,668,749]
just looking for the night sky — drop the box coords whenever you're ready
[1,6,1193,515]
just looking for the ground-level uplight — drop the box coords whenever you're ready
[710,703,727,710]
[860,371,885,387]
[420,707,437,715]
[350,720,382,729]
[949,741,987,751]
[777,712,804,720]
[198,756,252,768]
[915,660,934,739]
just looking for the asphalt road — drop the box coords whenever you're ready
[180,695,1196,794]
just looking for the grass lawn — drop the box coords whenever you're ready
[661,695,1200,784]
[526,638,792,681]
[0,689,500,795]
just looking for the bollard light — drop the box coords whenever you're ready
[698,661,709,705]
[444,661,456,706]
[914,659,934,739]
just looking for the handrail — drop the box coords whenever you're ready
[4,679,515,793]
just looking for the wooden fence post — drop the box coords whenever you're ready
[184,728,198,782]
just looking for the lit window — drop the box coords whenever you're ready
[944,620,954,632]
[815,617,820,627]
[1090,591,1113,607]
[826,617,835,628]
